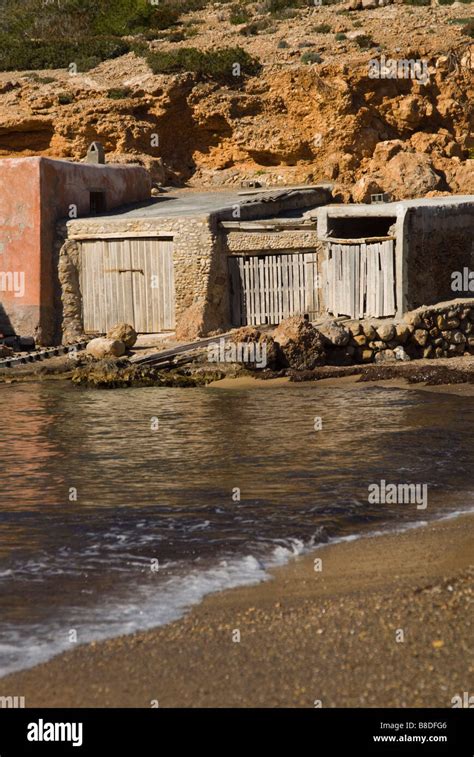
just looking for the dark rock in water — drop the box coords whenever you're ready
[273,316,326,370]
[71,358,228,389]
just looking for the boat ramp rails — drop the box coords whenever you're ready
[131,333,235,367]
[0,335,235,370]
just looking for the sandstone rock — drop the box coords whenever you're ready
[175,303,206,341]
[86,337,126,359]
[318,320,350,347]
[412,329,428,347]
[229,327,261,343]
[352,176,383,204]
[395,323,412,343]
[381,152,441,198]
[346,320,363,336]
[273,316,326,370]
[372,140,405,164]
[362,322,378,340]
[404,311,423,328]
[353,334,368,347]
[376,323,395,342]
[359,348,374,363]
[107,322,137,349]
[228,327,279,369]
[394,345,410,361]
[423,346,434,359]
[374,349,396,363]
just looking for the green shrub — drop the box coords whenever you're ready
[403,0,430,6]
[240,17,275,35]
[145,46,261,80]
[107,87,133,99]
[335,32,347,40]
[0,34,130,72]
[301,51,322,64]
[448,16,474,23]
[229,4,252,23]
[462,19,474,36]
[268,0,311,17]
[354,34,374,49]
[277,39,289,48]
[58,92,74,105]
[29,74,56,84]
[314,23,331,33]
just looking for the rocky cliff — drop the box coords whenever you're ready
[0,2,472,199]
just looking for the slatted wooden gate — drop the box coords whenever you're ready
[229,252,319,327]
[325,239,396,319]
[80,237,175,333]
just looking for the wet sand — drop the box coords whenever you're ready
[210,373,474,396]
[2,513,473,708]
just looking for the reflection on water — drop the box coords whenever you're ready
[0,381,472,675]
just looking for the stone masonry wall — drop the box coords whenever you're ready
[323,299,474,366]
[223,228,320,254]
[57,214,227,342]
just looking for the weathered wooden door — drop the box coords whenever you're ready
[81,238,175,333]
[229,251,320,326]
[325,239,395,319]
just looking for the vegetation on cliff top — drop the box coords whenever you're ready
[0,0,262,77]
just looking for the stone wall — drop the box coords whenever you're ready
[324,299,474,366]
[58,213,228,342]
[223,228,320,254]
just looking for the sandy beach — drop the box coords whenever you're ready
[2,513,473,708]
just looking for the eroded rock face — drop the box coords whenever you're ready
[86,338,126,359]
[0,9,471,199]
[106,323,137,349]
[273,316,326,370]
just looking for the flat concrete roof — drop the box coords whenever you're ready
[317,195,474,218]
[83,187,328,221]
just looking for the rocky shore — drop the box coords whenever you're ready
[1,299,474,389]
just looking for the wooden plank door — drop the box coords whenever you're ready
[81,237,175,334]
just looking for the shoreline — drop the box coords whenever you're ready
[1,356,474,397]
[2,511,473,707]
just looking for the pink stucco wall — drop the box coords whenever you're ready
[0,157,151,343]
